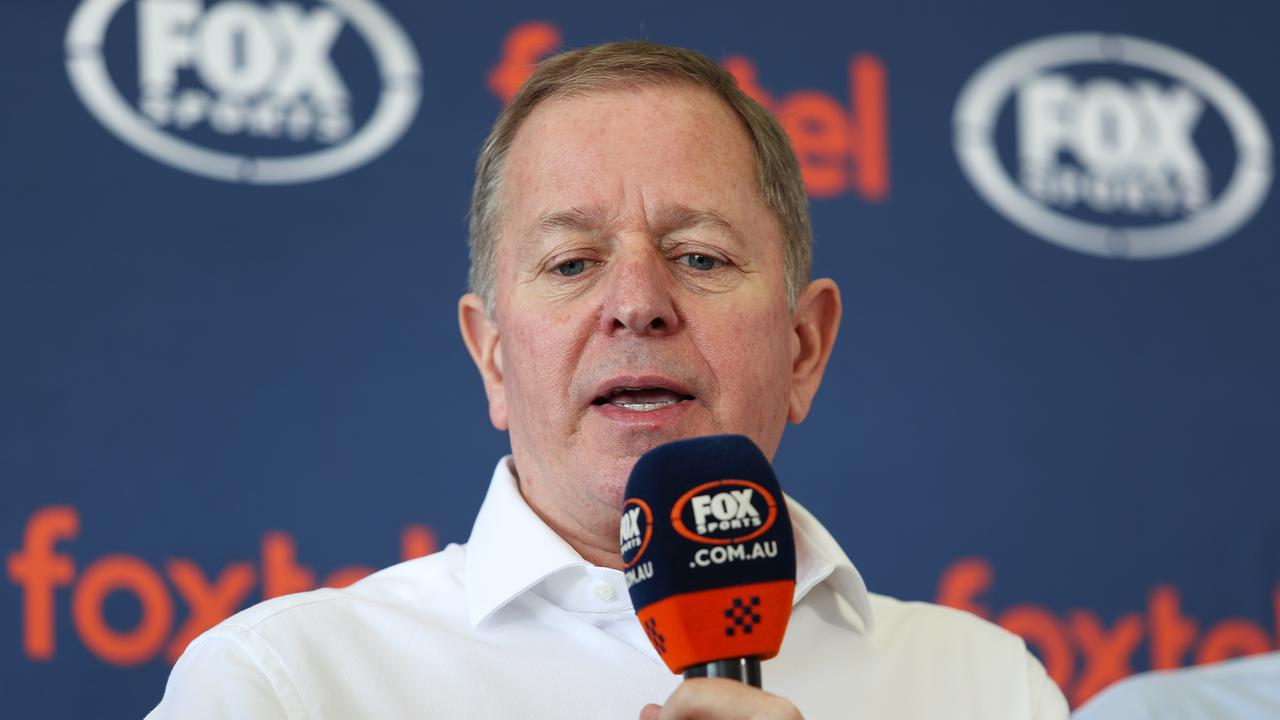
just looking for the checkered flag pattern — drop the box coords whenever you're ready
[724,596,762,636]
[644,616,667,655]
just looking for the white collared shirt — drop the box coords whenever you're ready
[148,458,1068,719]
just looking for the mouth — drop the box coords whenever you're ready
[591,385,696,413]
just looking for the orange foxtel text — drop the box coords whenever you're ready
[6,505,437,666]
[936,557,1280,708]
[9,505,1278,708]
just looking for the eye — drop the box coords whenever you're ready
[678,253,722,271]
[554,259,593,277]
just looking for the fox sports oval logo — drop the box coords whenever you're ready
[671,479,778,546]
[65,0,421,184]
[954,34,1272,259]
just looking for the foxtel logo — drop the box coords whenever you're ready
[937,557,1280,707]
[6,505,436,666]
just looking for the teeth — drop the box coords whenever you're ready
[613,400,677,412]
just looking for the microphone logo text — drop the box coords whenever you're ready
[690,541,779,569]
[624,561,653,589]
[672,480,778,545]
[691,490,761,535]
[619,498,653,569]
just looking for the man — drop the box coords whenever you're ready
[148,41,1068,719]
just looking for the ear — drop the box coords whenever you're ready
[458,293,508,430]
[788,278,842,424]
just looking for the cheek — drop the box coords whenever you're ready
[500,308,589,415]
[703,305,795,408]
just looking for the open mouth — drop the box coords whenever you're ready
[592,386,695,412]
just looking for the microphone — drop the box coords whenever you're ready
[620,434,796,688]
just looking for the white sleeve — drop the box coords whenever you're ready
[145,631,303,720]
[1071,679,1158,720]
[1026,650,1070,720]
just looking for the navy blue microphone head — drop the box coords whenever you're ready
[619,434,796,673]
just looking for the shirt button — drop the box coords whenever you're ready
[593,583,616,601]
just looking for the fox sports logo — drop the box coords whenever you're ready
[65,0,421,184]
[954,34,1271,259]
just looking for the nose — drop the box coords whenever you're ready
[600,245,679,336]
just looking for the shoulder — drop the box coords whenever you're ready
[868,592,1028,651]
[211,543,468,639]
[865,593,1068,719]
[148,545,471,718]
[865,593,1036,674]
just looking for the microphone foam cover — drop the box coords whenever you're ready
[620,435,796,674]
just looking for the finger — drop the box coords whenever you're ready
[639,703,663,720]
[659,678,802,720]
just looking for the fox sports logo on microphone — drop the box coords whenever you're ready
[953,33,1272,259]
[65,0,421,184]
[619,498,653,569]
[671,480,778,545]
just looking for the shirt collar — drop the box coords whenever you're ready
[464,456,874,633]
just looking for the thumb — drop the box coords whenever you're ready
[639,703,663,720]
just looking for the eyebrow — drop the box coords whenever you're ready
[650,205,740,242]
[530,203,741,242]
[531,204,613,238]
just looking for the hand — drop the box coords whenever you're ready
[639,678,803,720]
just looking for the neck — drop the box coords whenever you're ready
[536,512,625,570]
[512,465,626,570]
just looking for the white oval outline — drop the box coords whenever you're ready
[954,33,1272,259]
[65,0,422,184]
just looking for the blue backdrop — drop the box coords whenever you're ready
[2,1,1277,716]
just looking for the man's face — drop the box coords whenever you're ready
[461,83,832,553]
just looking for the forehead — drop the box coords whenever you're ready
[498,83,767,235]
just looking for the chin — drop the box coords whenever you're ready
[584,423,734,505]
[596,446,659,503]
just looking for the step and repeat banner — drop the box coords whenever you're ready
[2,1,1277,716]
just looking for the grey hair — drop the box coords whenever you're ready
[467,40,812,316]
